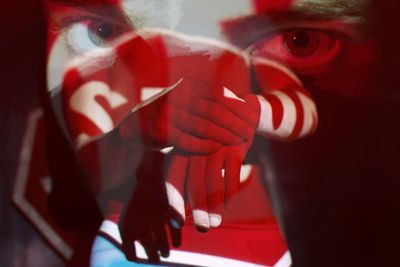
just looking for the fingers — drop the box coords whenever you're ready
[224,150,243,212]
[123,222,172,262]
[168,126,222,154]
[180,77,223,100]
[138,110,224,153]
[172,108,244,145]
[127,77,259,154]
[121,233,137,262]
[170,78,256,139]
[166,154,188,228]
[205,150,225,228]
[187,156,210,232]
[121,225,174,263]
[167,152,223,233]
[141,237,161,264]
[149,108,222,153]
[177,98,254,141]
[168,221,182,247]
[139,110,225,154]
[156,227,170,258]
[220,94,261,128]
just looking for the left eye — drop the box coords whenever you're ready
[250,29,343,73]
[67,19,123,55]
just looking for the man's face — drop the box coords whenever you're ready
[45,0,377,98]
[43,2,384,262]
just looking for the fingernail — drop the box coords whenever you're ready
[170,218,183,229]
[193,209,210,233]
[159,250,169,258]
[166,182,185,227]
[209,214,222,228]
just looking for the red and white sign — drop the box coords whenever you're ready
[12,109,78,261]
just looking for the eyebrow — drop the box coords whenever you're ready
[290,0,372,22]
[49,0,133,29]
[221,0,375,48]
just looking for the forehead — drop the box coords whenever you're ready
[119,0,368,15]
[118,0,297,39]
[120,0,296,19]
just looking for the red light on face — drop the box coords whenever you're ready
[283,30,322,58]
[251,29,342,74]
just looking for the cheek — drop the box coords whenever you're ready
[47,25,59,57]
[305,39,381,98]
[47,33,75,92]
[44,2,69,54]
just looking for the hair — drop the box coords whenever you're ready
[292,0,373,22]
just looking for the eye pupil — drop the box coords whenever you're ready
[284,30,320,57]
[291,31,310,48]
[95,23,113,40]
[88,20,118,46]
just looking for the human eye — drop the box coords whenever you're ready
[46,8,131,92]
[248,27,347,74]
[64,17,126,56]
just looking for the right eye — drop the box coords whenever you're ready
[67,19,124,55]
[249,28,345,73]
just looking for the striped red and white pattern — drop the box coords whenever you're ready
[252,57,318,141]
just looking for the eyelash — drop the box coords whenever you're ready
[247,26,347,51]
[57,15,129,57]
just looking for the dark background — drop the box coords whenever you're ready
[0,1,64,266]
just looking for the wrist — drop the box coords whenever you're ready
[255,91,318,140]
[255,93,295,140]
